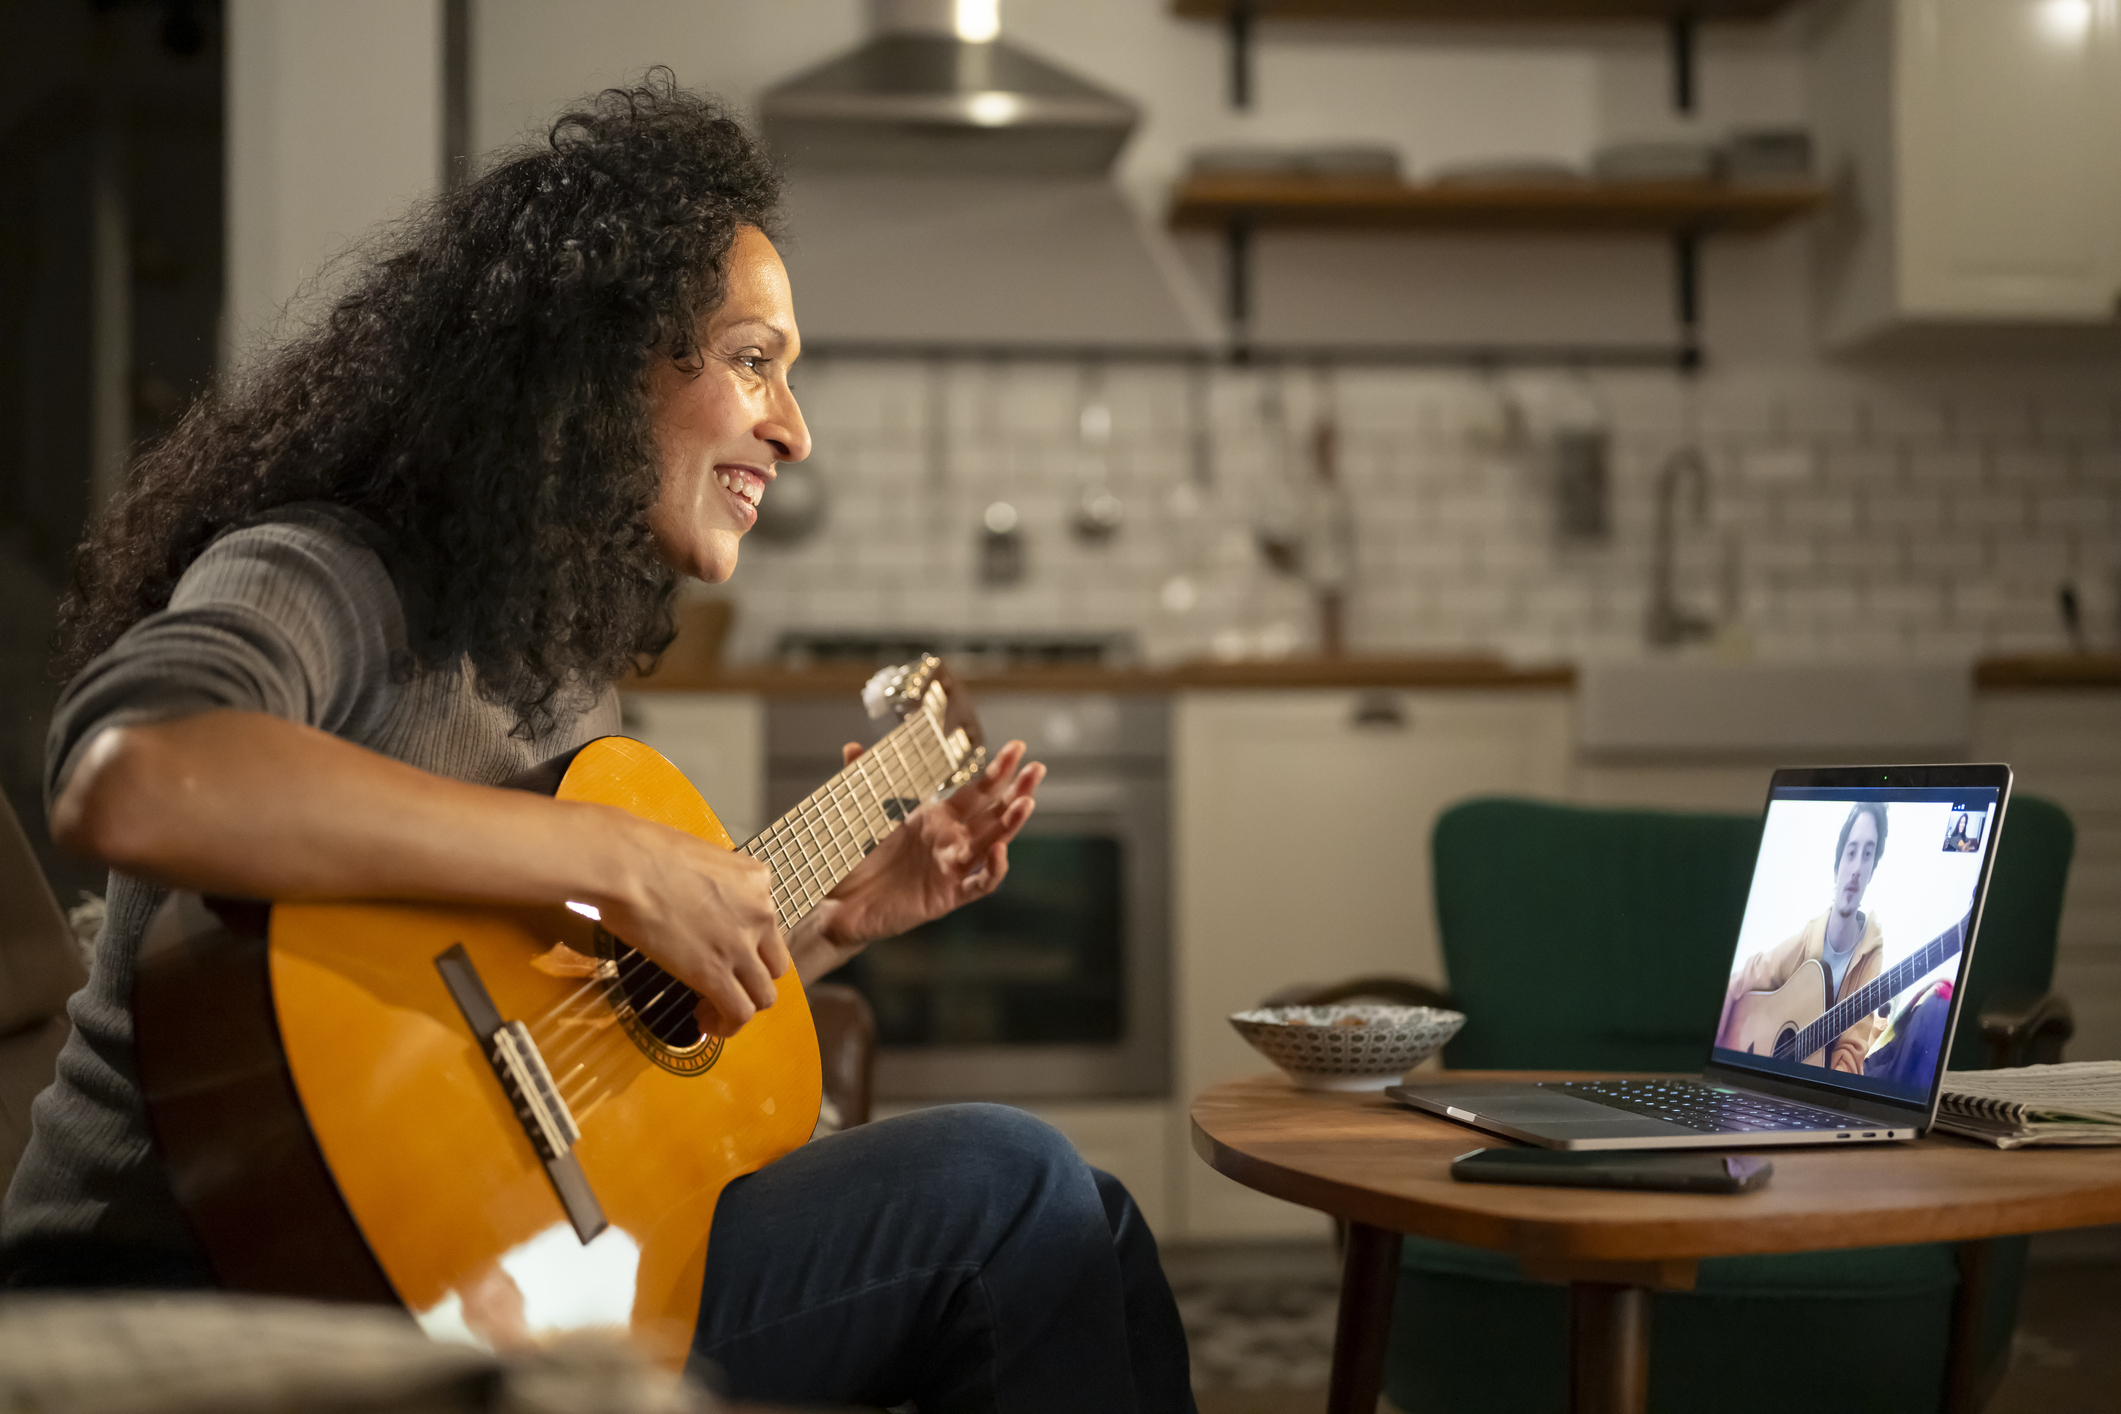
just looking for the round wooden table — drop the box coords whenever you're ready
[1191,1072,2121,1414]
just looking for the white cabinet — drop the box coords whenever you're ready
[1171,689,1570,1240]
[1812,0,2121,344]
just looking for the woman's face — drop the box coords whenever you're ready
[646,225,810,583]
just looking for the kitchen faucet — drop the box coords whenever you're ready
[1647,446,1715,647]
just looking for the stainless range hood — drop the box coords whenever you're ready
[761,0,1213,352]
[761,0,1138,178]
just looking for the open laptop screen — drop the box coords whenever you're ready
[1711,781,2004,1111]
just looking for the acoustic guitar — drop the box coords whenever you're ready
[1717,912,1970,1067]
[133,656,984,1368]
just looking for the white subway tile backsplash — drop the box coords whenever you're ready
[1905,533,1991,575]
[720,361,2121,667]
[2035,495,2116,534]
[1991,555,2076,598]
[1946,490,2033,535]
[1860,491,1946,533]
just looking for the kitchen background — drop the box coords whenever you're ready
[721,357,2118,667]
[4,2,2120,1407]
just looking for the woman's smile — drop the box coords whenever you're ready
[645,225,810,582]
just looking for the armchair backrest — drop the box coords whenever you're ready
[1433,798,1758,1071]
[1432,794,2075,1075]
[1948,794,2072,1069]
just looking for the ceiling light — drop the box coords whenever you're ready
[955,0,999,43]
[2035,0,2092,46]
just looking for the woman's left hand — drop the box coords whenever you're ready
[789,739,1044,983]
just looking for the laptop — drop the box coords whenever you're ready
[1388,763,2013,1150]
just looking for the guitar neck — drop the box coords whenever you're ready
[736,683,974,931]
[1792,916,1967,1060]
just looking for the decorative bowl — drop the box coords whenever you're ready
[1229,1004,1466,1091]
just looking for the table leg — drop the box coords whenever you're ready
[1568,1281,1651,1414]
[1326,1221,1402,1414]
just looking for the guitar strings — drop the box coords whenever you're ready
[1784,913,1970,1060]
[529,704,959,1086]
[575,723,952,1051]
[540,723,955,1107]
[536,735,934,1082]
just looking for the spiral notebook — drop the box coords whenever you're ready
[1933,1062,2121,1149]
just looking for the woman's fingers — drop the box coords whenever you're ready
[694,974,757,1039]
[965,794,1036,858]
[949,740,1026,813]
[842,742,864,766]
[971,837,1011,895]
[731,949,780,1011]
[760,926,794,980]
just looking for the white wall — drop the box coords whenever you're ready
[225,0,443,367]
[466,2,1808,353]
[470,0,859,154]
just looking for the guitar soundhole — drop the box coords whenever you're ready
[593,928,723,1076]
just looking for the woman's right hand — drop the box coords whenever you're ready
[593,810,790,1039]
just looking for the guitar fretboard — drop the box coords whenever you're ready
[738,683,967,930]
[1785,915,1968,1062]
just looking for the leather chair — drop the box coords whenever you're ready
[0,793,86,1197]
[808,981,879,1130]
[1273,794,2077,1414]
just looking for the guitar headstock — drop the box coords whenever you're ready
[861,655,987,789]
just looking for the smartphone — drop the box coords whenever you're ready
[1450,1147,1773,1194]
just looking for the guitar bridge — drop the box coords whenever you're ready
[492,1019,581,1162]
[435,944,607,1244]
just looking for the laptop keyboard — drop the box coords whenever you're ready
[1542,1079,1866,1134]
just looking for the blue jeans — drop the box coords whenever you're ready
[692,1103,1196,1413]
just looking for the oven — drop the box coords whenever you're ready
[767,691,1169,1102]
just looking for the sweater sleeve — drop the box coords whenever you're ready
[45,515,403,811]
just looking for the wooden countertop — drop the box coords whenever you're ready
[1973,654,2121,689]
[625,654,1578,696]
[625,653,2121,697]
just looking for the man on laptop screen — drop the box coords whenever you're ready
[1715,786,2000,1107]
[1387,765,2010,1150]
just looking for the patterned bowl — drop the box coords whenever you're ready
[1229,1004,1466,1091]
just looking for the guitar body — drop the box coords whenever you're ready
[1718,958,1831,1066]
[138,737,822,1368]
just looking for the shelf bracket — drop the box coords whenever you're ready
[1672,228,1703,373]
[1668,12,1697,114]
[1227,0,1257,109]
[1224,213,1255,358]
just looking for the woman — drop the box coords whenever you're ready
[3,78,1195,1412]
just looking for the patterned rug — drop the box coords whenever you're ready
[1167,1244,1342,1393]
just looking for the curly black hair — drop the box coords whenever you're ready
[55,72,781,734]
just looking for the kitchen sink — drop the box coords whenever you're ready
[1578,659,1974,757]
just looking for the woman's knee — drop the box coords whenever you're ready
[903,1103,1082,1176]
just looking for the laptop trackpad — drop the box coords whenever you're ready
[1394,1084,1683,1138]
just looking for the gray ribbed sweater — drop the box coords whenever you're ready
[0,506,618,1264]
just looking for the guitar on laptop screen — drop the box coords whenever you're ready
[132,656,984,1367]
[1390,764,2013,1151]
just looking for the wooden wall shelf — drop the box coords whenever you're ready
[1171,1,1795,20]
[1171,176,1827,367]
[1169,175,1828,235]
